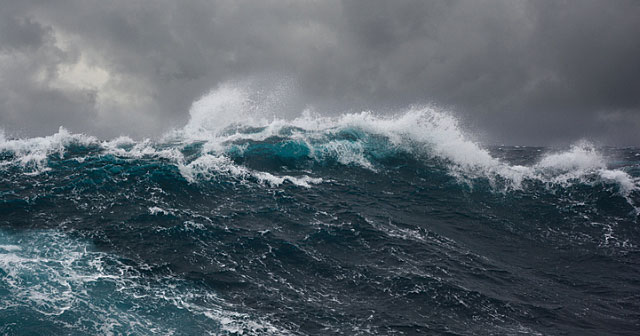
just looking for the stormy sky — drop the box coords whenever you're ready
[1,0,639,145]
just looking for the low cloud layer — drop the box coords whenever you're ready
[1,0,639,145]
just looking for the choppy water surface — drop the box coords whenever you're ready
[1,87,639,335]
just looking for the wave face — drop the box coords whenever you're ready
[1,86,640,335]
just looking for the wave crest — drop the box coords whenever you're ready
[172,85,638,196]
[0,84,638,198]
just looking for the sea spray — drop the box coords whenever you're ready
[0,84,638,335]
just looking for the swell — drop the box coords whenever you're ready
[1,85,639,334]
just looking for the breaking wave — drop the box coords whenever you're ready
[1,83,639,334]
[1,84,637,198]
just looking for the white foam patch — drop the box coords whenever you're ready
[0,244,21,252]
[178,154,322,187]
[0,127,98,173]
[148,206,171,216]
[599,169,637,195]
[0,229,287,335]
[102,138,185,162]
[312,139,376,170]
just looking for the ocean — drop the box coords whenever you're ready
[1,87,639,335]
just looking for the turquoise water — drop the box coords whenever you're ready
[1,109,639,335]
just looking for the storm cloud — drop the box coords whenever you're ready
[1,0,639,145]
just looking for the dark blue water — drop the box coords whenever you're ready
[1,109,639,335]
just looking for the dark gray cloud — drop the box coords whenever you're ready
[0,0,639,145]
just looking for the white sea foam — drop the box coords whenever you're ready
[148,206,171,216]
[0,127,98,173]
[0,229,288,335]
[178,154,322,187]
[0,83,637,196]
[0,244,21,252]
[174,84,638,195]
